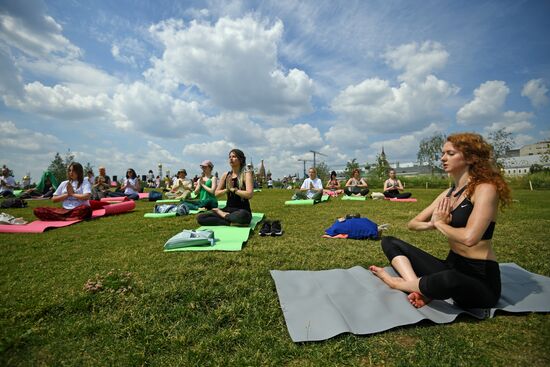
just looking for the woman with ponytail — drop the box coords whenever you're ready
[197,149,254,226]
[370,132,511,309]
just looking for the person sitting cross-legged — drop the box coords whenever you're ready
[292,167,323,201]
[344,168,369,196]
[383,169,412,199]
[33,162,92,221]
[196,149,253,226]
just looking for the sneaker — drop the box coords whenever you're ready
[271,220,283,236]
[259,221,271,236]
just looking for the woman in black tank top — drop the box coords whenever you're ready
[369,133,511,309]
[197,149,254,226]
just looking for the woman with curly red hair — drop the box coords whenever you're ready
[370,132,511,309]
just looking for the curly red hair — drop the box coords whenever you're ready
[446,132,511,209]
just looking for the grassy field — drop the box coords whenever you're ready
[1,188,549,366]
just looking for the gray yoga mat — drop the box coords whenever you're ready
[270,263,550,342]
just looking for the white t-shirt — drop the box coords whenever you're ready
[124,177,139,195]
[301,177,323,198]
[54,180,92,209]
[0,175,16,193]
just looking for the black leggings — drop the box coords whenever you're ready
[197,207,251,226]
[344,188,369,196]
[383,190,412,199]
[381,236,501,308]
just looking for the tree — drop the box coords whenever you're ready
[488,128,515,161]
[48,152,66,184]
[315,161,330,182]
[417,133,446,175]
[344,158,360,179]
[64,149,75,168]
[372,152,391,179]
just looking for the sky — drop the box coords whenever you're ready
[1,0,549,182]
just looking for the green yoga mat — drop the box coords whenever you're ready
[285,195,330,206]
[342,195,367,201]
[164,212,264,252]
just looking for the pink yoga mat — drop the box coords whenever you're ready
[0,201,136,233]
[385,197,418,202]
[138,192,149,199]
[92,200,135,218]
[0,220,81,233]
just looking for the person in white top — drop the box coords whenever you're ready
[33,162,93,221]
[292,167,323,200]
[0,167,17,197]
[122,168,141,200]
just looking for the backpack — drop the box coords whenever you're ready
[324,217,379,240]
[0,198,28,209]
[154,203,189,216]
[148,191,162,201]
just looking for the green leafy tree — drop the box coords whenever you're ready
[488,128,515,161]
[417,133,446,175]
[372,153,391,179]
[344,158,360,179]
[48,153,66,184]
[315,161,330,182]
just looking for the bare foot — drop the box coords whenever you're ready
[369,265,404,289]
[408,291,430,308]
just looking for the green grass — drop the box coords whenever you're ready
[1,189,549,366]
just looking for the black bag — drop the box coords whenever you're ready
[148,191,162,201]
[0,198,28,208]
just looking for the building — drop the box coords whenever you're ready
[501,140,550,176]
[519,141,550,156]
[500,155,550,176]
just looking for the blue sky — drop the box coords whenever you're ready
[1,0,549,182]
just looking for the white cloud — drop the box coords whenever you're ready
[182,140,235,158]
[111,37,148,68]
[146,141,180,163]
[0,7,81,59]
[147,15,314,117]
[331,75,458,133]
[4,82,111,120]
[324,124,369,150]
[367,123,445,163]
[521,79,549,108]
[485,111,534,133]
[457,80,509,124]
[111,81,206,137]
[18,58,120,95]
[514,134,536,148]
[204,112,265,146]
[265,123,323,149]
[383,41,449,83]
[0,120,61,151]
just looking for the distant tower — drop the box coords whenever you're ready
[258,160,266,187]
[381,146,386,161]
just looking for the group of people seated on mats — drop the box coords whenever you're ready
[292,167,412,200]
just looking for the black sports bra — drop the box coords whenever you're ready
[448,186,495,240]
